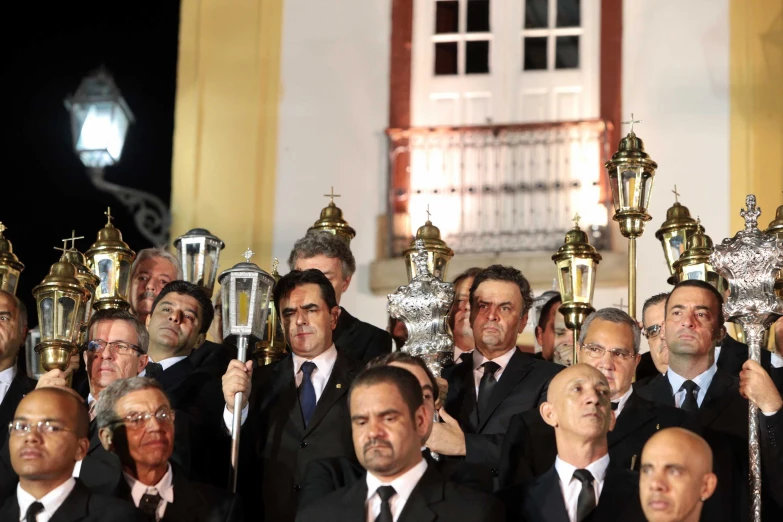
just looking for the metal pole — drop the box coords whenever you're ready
[230,335,249,493]
[628,237,637,319]
[742,322,764,522]
[572,327,580,365]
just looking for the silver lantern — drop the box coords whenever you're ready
[174,228,225,297]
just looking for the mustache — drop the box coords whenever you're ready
[140,290,157,299]
[363,439,392,453]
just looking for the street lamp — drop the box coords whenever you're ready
[65,67,171,246]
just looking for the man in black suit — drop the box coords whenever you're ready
[221,269,361,521]
[0,387,139,521]
[533,293,575,364]
[637,293,669,382]
[430,265,561,481]
[298,352,493,509]
[639,428,718,522]
[635,280,783,521]
[96,376,240,521]
[499,307,691,487]
[296,365,504,522]
[288,231,392,362]
[498,364,645,522]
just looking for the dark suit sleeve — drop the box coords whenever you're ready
[298,458,341,510]
[498,413,534,489]
[464,433,505,469]
[481,496,506,521]
[363,328,393,362]
[760,409,783,507]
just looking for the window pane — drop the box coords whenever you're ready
[556,0,581,27]
[435,1,459,34]
[525,0,548,29]
[524,37,548,70]
[555,35,579,69]
[467,0,490,32]
[435,42,458,75]
[466,40,490,74]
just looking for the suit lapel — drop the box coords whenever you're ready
[155,359,195,390]
[529,467,569,522]
[636,374,675,407]
[0,373,35,425]
[162,468,199,521]
[50,480,90,522]
[697,371,736,428]
[398,467,441,522]
[333,307,357,346]
[303,353,357,436]
[478,351,534,432]
[452,359,479,431]
[608,392,654,448]
[340,474,370,520]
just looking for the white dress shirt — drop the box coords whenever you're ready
[17,477,76,522]
[0,365,17,405]
[139,355,188,377]
[472,347,516,397]
[452,346,472,363]
[223,345,339,432]
[667,360,718,409]
[554,453,610,522]
[612,387,633,418]
[365,459,428,522]
[124,463,174,521]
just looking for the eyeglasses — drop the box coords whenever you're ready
[111,408,176,430]
[642,324,662,340]
[8,421,75,436]
[86,339,142,356]
[581,343,636,361]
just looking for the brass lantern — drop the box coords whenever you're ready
[766,203,783,298]
[173,228,225,297]
[402,218,455,282]
[254,259,287,366]
[60,235,101,344]
[0,223,24,295]
[32,255,90,375]
[671,221,728,292]
[655,192,699,276]
[84,208,136,310]
[604,115,657,318]
[552,215,602,364]
[307,187,356,245]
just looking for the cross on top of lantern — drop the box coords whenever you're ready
[84,207,136,310]
[655,185,699,276]
[307,187,356,245]
[173,228,225,297]
[0,222,25,295]
[59,230,101,343]
[402,206,455,283]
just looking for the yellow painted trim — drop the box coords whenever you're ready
[730,0,783,231]
[170,0,283,271]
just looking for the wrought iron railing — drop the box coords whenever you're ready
[386,120,613,257]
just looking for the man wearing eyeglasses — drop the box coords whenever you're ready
[95,377,240,521]
[499,307,691,488]
[638,293,669,383]
[1,387,139,521]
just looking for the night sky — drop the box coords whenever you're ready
[2,1,181,325]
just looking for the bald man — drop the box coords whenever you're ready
[639,428,717,522]
[498,364,645,522]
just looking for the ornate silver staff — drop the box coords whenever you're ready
[710,195,783,522]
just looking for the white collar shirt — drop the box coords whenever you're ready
[453,346,472,364]
[612,387,634,418]
[123,463,174,521]
[667,359,718,409]
[291,344,338,402]
[17,477,76,522]
[365,459,428,522]
[0,365,17,405]
[554,454,610,522]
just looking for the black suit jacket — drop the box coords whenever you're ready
[297,450,494,509]
[636,371,783,521]
[717,334,783,391]
[634,351,659,381]
[498,465,645,522]
[0,371,36,450]
[115,464,242,522]
[444,349,562,475]
[295,465,504,522]
[238,351,360,522]
[0,479,141,522]
[498,390,693,488]
[188,340,237,379]
[333,307,392,363]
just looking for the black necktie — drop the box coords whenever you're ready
[610,401,619,411]
[145,362,164,380]
[375,485,396,522]
[139,492,161,521]
[299,362,317,427]
[459,351,473,364]
[573,469,596,522]
[477,361,500,422]
[25,501,44,522]
[679,380,699,413]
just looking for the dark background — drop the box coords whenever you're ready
[2,1,181,326]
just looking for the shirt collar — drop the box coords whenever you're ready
[0,365,17,386]
[472,346,516,371]
[554,453,610,487]
[612,387,634,417]
[148,356,188,372]
[365,459,428,500]
[17,477,76,519]
[292,344,338,375]
[123,463,174,505]
[667,357,718,397]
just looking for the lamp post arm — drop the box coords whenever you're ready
[87,167,171,246]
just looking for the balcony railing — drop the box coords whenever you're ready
[386,119,613,257]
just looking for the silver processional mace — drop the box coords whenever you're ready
[710,195,783,522]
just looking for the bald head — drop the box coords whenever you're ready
[640,428,717,522]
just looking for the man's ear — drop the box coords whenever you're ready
[540,401,557,428]
[195,333,206,348]
[98,427,113,451]
[701,472,718,500]
[145,315,151,328]
[75,437,89,462]
[415,405,428,438]
[518,312,529,334]
[341,275,352,295]
[535,326,544,346]
[137,354,149,374]
[330,306,340,330]
[607,409,617,433]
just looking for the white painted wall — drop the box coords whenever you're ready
[272,0,392,330]
[623,0,730,328]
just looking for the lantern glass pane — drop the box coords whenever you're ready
[40,297,54,340]
[0,270,19,294]
[620,169,637,209]
[184,241,203,284]
[220,284,230,339]
[96,257,115,298]
[203,243,218,289]
[57,295,77,340]
[640,170,654,211]
[118,260,131,299]
[559,264,573,302]
[253,284,271,334]
[609,170,621,210]
[683,264,707,282]
[572,259,595,303]
[235,278,253,327]
[664,230,688,272]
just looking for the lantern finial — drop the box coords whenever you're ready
[426,205,432,223]
[104,207,114,226]
[53,240,69,257]
[740,195,761,232]
[672,185,680,203]
[242,248,254,262]
[572,213,581,228]
[324,186,341,204]
[63,230,84,251]
[0,223,5,236]
[272,258,279,275]
[622,113,642,135]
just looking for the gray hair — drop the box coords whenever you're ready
[87,308,150,354]
[578,307,642,354]
[95,377,166,431]
[131,247,183,280]
[287,232,356,278]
